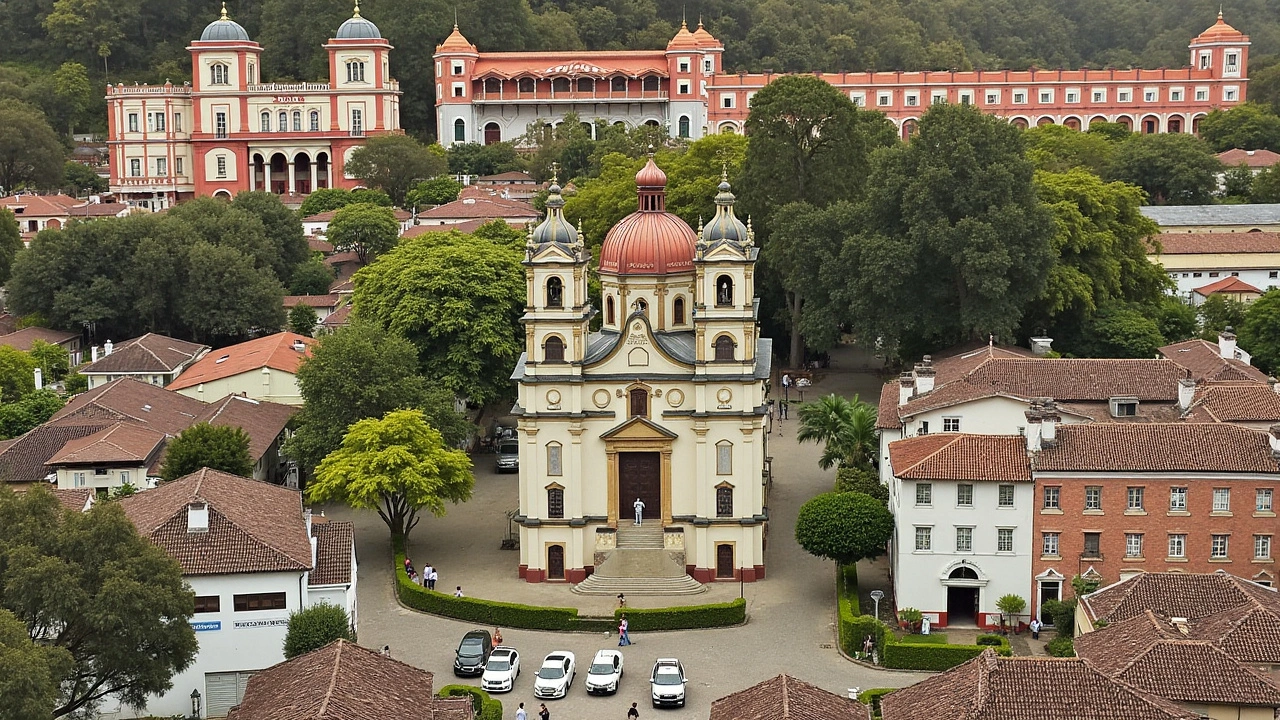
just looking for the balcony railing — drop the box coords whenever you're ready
[475,89,668,103]
[106,84,193,96]
[248,82,332,93]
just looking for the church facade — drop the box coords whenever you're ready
[511,159,771,583]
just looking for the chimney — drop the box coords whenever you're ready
[197,383,204,400]
[1030,336,1054,356]
[33,367,42,390]
[91,345,99,362]
[1271,377,1279,395]
[1178,378,1196,412]
[1270,424,1280,457]
[1219,327,1238,360]
[913,355,936,394]
[187,502,209,533]
[292,340,306,352]
[1170,617,1190,635]
[104,339,113,356]
[898,373,916,406]
[1024,400,1044,452]
[1041,399,1059,447]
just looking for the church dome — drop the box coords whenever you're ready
[337,16,381,39]
[701,177,748,244]
[691,20,717,47]
[599,158,696,275]
[666,20,699,51]
[530,183,577,245]
[1193,11,1247,43]
[200,2,250,41]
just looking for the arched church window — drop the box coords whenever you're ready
[543,336,565,363]
[210,63,229,85]
[714,335,735,361]
[716,275,733,306]
[716,484,734,517]
[309,110,320,131]
[606,296,615,325]
[673,297,685,324]
[546,277,563,308]
[347,60,366,83]
[629,388,648,417]
[260,111,271,132]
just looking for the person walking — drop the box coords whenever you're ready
[627,702,640,720]
[454,586,464,598]
[617,593,626,609]
[493,628,503,645]
[633,497,645,526]
[515,703,527,720]
[404,557,414,576]
[618,615,632,646]
[1029,618,1042,640]
[428,568,438,591]
[538,703,550,720]
[422,563,433,587]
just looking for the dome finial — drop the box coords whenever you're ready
[352,0,361,18]
[550,161,559,184]
[1218,4,1224,20]
[220,1,229,20]
[721,161,728,183]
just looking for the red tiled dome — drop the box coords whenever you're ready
[666,20,699,51]
[1193,13,1247,43]
[599,158,695,275]
[635,156,668,187]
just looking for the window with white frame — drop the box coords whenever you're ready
[347,60,365,83]
[677,80,690,94]
[278,111,287,133]
[716,441,733,475]
[128,113,139,132]
[1256,535,1272,559]
[1168,533,1186,558]
[850,91,865,107]
[1042,532,1060,556]
[1196,87,1209,101]
[150,112,166,132]
[1118,89,1132,102]
[1039,89,1053,103]
[942,417,960,432]
[678,58,690,73]
[1258,488,1274,512]
[1127,487,1144,511]
[1125,533,1143,558]
[1092,88,1105,103]
[451,60,464,75]
[452,82,465,98]
[915,483,932,506]
[905,92,919,107]
[175,157,184,175]
[1170,88,1184,101]
[216,155,227,178]
[956,483,973,506]
[292,111,301,131]
[997,528,1014,553]
[721,94,735,108]
[73,471,86,487]
[958,90,973,105]
[1144,88,1157,102]
[173,112,182,132]
[985,90,999,104]
[1043,486,1060,510]
[955,526,973,552]
[931,91,946,105]
[1224,86,1239,102]
[1213,488,1231,512]
[1013,90,1027,104]
[129,158,141,177]
[1170,486,1187,511]
[1085,486,1101,510]
[210,63,229,85]
[915,526,932,551]
[310,110,320,131]
[547,443,562,476]
[1199,51,1211,69]
[260,111,270,132]
[1065,90,1079,103]
[998,484,1015,507]
[877,92,892,107]
[352,108,364,134]
[1225,50,1240,76]
[155,157,167,176]
[1212,534,1230,558]
[703,58,713,72]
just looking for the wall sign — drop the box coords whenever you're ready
[191,621,222,632]
[273,96,306,103]
[233,617,289,629]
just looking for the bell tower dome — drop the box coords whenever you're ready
[523,174,590,374]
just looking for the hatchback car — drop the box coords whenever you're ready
[584,649,624,695]
[533,651,576,699]
[481,646,520,693]
[453,629,492,677]
[650,658,687,708]
[495,440,519,473]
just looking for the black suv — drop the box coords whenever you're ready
[454,629,493,677]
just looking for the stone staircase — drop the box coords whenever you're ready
[572,526,706,596]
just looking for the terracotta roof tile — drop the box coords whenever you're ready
[401,218,491,238]
[889,434,1031,481]
[227,639,473,720]
[119,467,312,575]
[709,674,869,720]
[1035,423,1280,473]
[417,196,538,221]
[0,326,80,351]
[310,520,354,586]
[1217,148,1280,168]
[1184,382,1280,422]
[1160,338,1269,383]
[52,377,206,436]
[876,382,900,429]
[880,651,1198,720]
[282,294,341,309]
[168,333,314,391]
[46,421,167,465]
[0,423,110,484]
[0,193,82,217]
[49,487,94,511]
[471,50,668,80]
[80,333,208,375]
[67,202,128,217]
[1194,276,1262,296]
[194,394,298,461]
[307,237,334,253]
[1193,603,1280,664]
[302,208,411,223]
[1081,572,1280,625]
[321,304,352,328]
[476,171,536,183]
[1151,231,1280,254]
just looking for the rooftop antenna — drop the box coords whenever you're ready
[454,6,458,29]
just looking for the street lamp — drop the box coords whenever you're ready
[190,688,202,719]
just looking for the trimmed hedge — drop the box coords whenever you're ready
[857,688,895,718]
[837,564,890,659]
[437,685,502,720]
[896,632,949,644]
[1046,635,1076,657]
[840,563,860,616]
[882,633,1011,671]
[614,598,745,631]
[975,634,1005,646]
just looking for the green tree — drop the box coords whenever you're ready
[0,207,23,285]
[1221,163,1257,200]
[327,202,400,264]
[62,161,107,195]
[298,187,393,217]
[284,321,470,473]
[1240,289,1280,373]
[289,303,319,337]
[833,465,889,505]
[1156,297,1198,344]
[447,142,522,177]
[40,0,126,75]
[842,102,1054,357]
[794,491,894,565]
[1106,133,1221,205]
[0,100,65,191]
[283,603,352,659]
[405,176,464,208]
[1023,124,1116,175]
[48,62,92,137]
[1198,294,1248,339]
[0,346,37,402]
[345,135,447,207]
[159,422,253,482]
[307,409,474,542]
[1074,303,1166,358]
[796,393,879,470]
[1252,165,1280,203]
[1085,121,1134,143]
[231,191,311,285]
[767,200,856,361]
[0,389,65,439]
[0,608,72,720]
[1197,103,1280,152]
[28,339,70,380]
[353,233,525,404]
[289,257,336,295]
[663,133,749,230]
[562,153,646,245]
[180,242,286,343]
[0,485,197,717]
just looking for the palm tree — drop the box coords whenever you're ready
[796,394,879,470]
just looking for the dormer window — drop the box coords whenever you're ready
[1110,397,1138,417]
[347,61,365,83]
[210,63,229,85]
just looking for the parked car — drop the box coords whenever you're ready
[481,646,520,693]
[453,629,493,677]
[650,658,687,708]
[494,439,519,472]
[584,649,624,695]
[533,651,576,699]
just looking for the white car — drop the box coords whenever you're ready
[584,649,624,695]
[481,647,520,693]
[650,658,687,708]
[533,651,576,699]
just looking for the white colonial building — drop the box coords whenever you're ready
[511,159,770,586]
[887,434,1034,629]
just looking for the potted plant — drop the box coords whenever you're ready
[898,607,923,634]
[996,594,1027,634]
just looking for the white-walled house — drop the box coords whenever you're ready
[169,333,315,406]
[79,334,209,390]
[114,468,355,718]
[887,434,1034,629]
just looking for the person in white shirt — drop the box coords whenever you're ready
[633,497,645,526]
[454,586,464,597]
[515,703,527,720]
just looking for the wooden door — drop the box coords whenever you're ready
[716,544,734,578]
[618,452,661,522]
[547,545,565,580]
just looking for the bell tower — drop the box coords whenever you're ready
[522,174,591,378]
[693,170,757,373]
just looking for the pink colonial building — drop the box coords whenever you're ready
[436,14,1248,146]
[105,3,401,210]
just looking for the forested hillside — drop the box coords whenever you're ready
[2,0,1280,137]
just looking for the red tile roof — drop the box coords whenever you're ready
[1194,276,1262,296]
[46,421,167,465]
[889,434,1031,481]
[120,467,312,575]
[0,423,108,484]
[53,377,206,436]
[1081,572,1280,625]
[401,218,491,238]
[476,171,536,183]
[49,487,94,512]
[195,394,298,461]
[302,208,411,223]
[310,519,354,586]
[1035,423,1280,473]
[80,333,208,375]
[66,202,128,217]
[1160,338,1269,383]
[1217,148,1280,168]
[880,651,1196,720]
[320,304,352,328]
[1185,382,1280,422]
[0,326,80,351]
[168,333,314,391]
[709,674,870,720]
[417,195,538,221]
[0,193,82,217]
[282,294,341,309]
[307,237,335,253]
[1151,231,1280,255]
[227,639,473,720]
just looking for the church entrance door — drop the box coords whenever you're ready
[618,452,661,523]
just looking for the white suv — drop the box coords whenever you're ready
[584,649,624,695]
[650,658,686,708]
[533,651,576,699]
[481,647,519,693]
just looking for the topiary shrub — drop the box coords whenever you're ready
[834,466,889,504]
[1041,598,1076,635]
[437,684,502,720]
[1046,636,1076,657]
[283,603,353,659]
[613,599,745,631]
[975,634,1005,646]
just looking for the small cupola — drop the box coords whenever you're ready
[200,2,251,41]
[335,0,381,39]
[699,169,750,249]
[529,172,579,248]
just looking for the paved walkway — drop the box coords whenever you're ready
[330,343,929,718]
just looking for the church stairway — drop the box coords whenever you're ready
[572,526,707,596]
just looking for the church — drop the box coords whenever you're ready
[511,158,771,586]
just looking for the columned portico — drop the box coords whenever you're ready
[602,417,676,528]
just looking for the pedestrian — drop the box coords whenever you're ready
[380,645,390,657]
[627,702,640,720]
[422,563,433,587]
[493,627,503,645]
[780,400,788,420]
[538,703,550,720]
[633,497,645,526]
[862,635,872,658]
[618,614,632,646]
[428,568,438,591]
[1030,618,1042,640]
[408,568,418,584]
[454,586,464,598]
[617,593,626,609]
[404,557,414,576]
[515,703,527,720]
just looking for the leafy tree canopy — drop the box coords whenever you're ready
[794,491,894,565]
[1072,302,1167,358]
[0,346,37,403]
[447,142,521,177]
[1023,124,1116,175]
[0,388,65,440]
[0,608,72,720]
[159,422,253,482]
[327,202,400,264]
[283,603,352,659]
[405,175,464,208]
[1198,294,1248,340]
[298,187,392,217]
[0,99,65,192]
[1240,289,1280,373]
[766,200,858,360]
[28,339,70,380]
[289,257,336,295]
[1197,102,1280,152]
[0,207,22,285]
[288,303,319,337]
[62,160,107,195]
[345,135,447,206]
[1105,132,1221,205]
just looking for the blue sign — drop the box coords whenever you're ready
[191,621,222,632]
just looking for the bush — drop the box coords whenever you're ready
[437,684,502,720]
[614,599,745,631]
[858,688,895,717]
[1041,598,1076,635]
[975,634,1005,646]
[836,564,890,660]
[1046,636,1076,657]
[283,603,353,658]
[881,634,1011,671]
[834,466,889,504]
[897,632,949,644]
[897,607,923,632]
[839,564,859,616]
